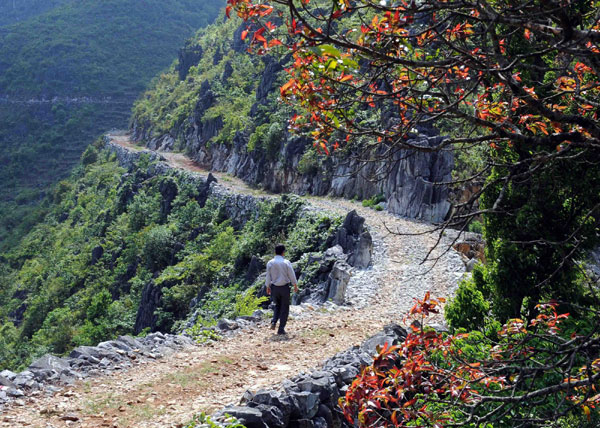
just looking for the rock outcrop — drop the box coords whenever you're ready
[133,121,453,223]
[178,42,204,81]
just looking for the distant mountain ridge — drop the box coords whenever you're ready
[0,0,224,251]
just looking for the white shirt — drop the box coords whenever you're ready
[265,255,297,287]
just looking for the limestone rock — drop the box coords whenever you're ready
[326,262,351,305]
[289,391,320,419]
[217,406,268,428]
[361,324,408,356]
[0,375,16,389]
[29,355,71,373]
[217,318,239,332]
[177,43,203,81]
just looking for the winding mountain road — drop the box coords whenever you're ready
[1,133,465,428]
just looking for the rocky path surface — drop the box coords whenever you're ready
[1,133,465,428]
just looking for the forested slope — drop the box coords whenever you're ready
[0,0,223,251]
[0,142,343,371]
[131,13,453,223]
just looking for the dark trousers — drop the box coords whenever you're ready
[271,284,291,333]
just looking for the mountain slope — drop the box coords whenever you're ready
[0,0,223,251]
[0,140,346,371]
[131,13,453,223]
[0,136,465,427]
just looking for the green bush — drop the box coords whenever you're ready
[184,326,222,345]
[185,413,245,428]
[248,122,284,160]
[142,225,177,271]
[128,190,161,231]
[232,288,268,318]
[297,149,320,175]
[81,145,99,166]
[445,266,489,331]
[468,219,483,234]
[362,193,386,209]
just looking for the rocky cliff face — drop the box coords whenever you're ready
[131,21,454,223]
[133,117,453,223]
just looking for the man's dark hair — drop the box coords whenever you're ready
[275,244,285,255]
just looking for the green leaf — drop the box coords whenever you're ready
[318,44,342,58]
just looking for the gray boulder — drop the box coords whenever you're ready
[0,370,16,381]
[29,354,71,372]
[0,375,16,389]
[217,405,268,428]
[244,389,293,426]
[217,318,239,332]
[7,388,25,397]
[289,391,320,419]
[326,261,351,304]
[361,323,407,355]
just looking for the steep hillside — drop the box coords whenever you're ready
[0,135,466,427]
[131,14,453,223]
[0,0,223,251]
[0,141,352,371]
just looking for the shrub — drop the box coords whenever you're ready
[361,193,386,209]
[232,287,268,318]
[297,148,320,175]
[468,219,483,234]
[184,324,222,344]
[128,190,161,231]
[185,413,245,428]
[247,121,284,160]
[445,270,490,331]
[81,145,99,166]
[142,225,177,271]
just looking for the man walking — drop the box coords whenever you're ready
[266,244,298,335]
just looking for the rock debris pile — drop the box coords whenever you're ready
[214,324,408,428]
[0,333,194,408]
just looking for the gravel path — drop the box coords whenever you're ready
[0,133,465,428]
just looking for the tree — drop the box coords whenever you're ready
[226,0,600,321]
[340,293,600,427]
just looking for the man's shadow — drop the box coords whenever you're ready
[266,333,294,342]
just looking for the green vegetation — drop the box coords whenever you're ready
[0,0,224,97]
[0,0,224,252]
[185,413,246,428]
[447,147,600,328]
[0,146,341,371]
[132,12,292,153]
[361,193,385,211]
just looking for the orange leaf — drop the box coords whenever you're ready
[241,30,248,41]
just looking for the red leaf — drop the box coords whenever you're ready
[403,398,417,407]
[241,30,248,41]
